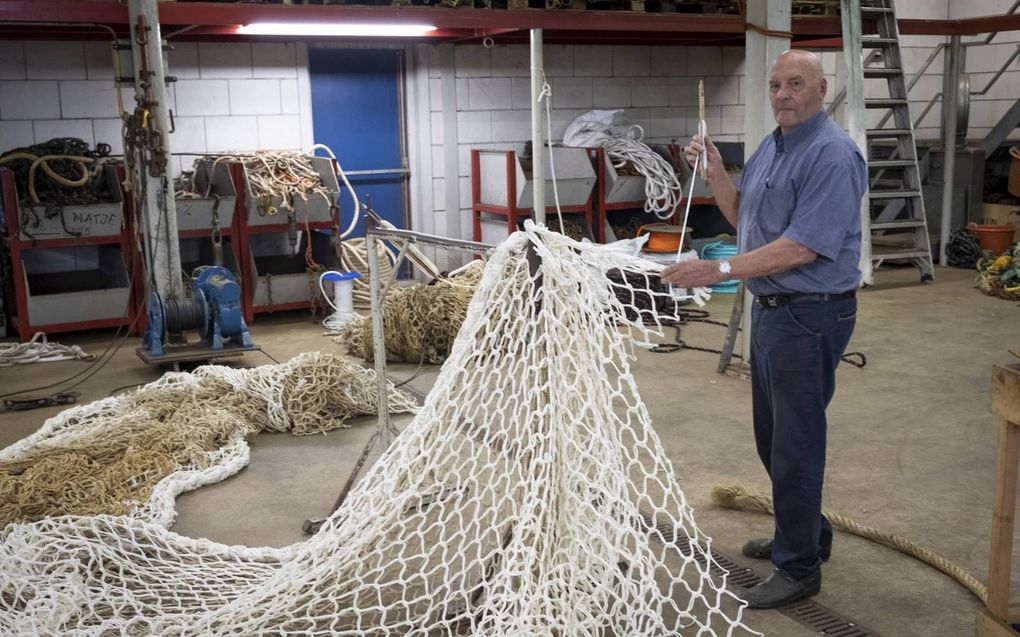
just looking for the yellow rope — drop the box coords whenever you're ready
[0,152,97,203]
[711,483,989,603]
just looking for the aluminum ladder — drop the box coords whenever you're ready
[860,0,934,281]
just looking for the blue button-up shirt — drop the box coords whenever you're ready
[737,110,868,295]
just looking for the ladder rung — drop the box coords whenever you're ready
[861,37,899,47]
[869,190,922,200]
[869,159,917,169]
[861,6,894,13]
[870,220,927,231]
[863,68,903,78]
[866,128,912,137]
[872,249,932,260]
[865,98,909,108]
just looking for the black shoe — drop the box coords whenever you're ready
[741,568,821,609]
[741,538,831,562]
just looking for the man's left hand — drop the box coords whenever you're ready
[660,259,727,288]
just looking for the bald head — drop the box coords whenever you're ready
[768,50,827,133]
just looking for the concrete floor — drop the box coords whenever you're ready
[1,264,1018,636]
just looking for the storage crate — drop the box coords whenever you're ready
[17,165,124,241]
[243,156,339,228]
[176,159,237,232]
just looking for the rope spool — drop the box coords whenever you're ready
[637,223,693,253]
[1008,145,1020,198]
[160,294,207,334]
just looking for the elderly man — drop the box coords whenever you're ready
[661,50,867,609]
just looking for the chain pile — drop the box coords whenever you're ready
[335,260,486,364]
[0,138,115,207]
[945,227,983,268]
[0,352,417,528]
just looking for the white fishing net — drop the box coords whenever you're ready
[0,224,757,636]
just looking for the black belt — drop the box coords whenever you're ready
[755,290,856,308]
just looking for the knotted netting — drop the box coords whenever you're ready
[0,223,757,636]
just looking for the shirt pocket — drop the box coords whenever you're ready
[756,187,796,241]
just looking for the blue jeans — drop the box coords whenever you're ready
[750,296,856,579]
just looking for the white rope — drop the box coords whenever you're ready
[600,133,683,220]
[0,332,95,367]
[0,228,759,636]
[538,75,565,232]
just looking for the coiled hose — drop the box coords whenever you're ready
[699,241,740,293]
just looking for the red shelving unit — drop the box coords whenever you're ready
[0,166,140,340]
[471,148,597,243]
[233,156,341,324]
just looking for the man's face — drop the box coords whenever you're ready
[769,54,827,133]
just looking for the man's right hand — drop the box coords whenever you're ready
[683,134,726,182]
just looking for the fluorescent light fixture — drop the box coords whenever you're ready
[237,22,438,37]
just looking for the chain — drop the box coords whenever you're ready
[265,273,274,312]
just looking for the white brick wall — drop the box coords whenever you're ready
[429,43,748,231]
[0,41,308,176]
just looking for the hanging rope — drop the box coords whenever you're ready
[712,483,989,603]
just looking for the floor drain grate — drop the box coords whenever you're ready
[645,517,882,637]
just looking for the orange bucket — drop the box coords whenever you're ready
[637,224,693,253]
[967,223,1016,256]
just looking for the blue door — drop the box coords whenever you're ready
[309,48,406,237]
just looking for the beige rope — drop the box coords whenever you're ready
[711,483,989,602]
[0,353,417,528]
[0,152,99,203]
[335,260,486,364]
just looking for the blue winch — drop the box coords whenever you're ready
[143,266,254,357]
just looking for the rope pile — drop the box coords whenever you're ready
[712,483,989,603]
[546,214,589,242]
[338,238,396,309]
[179,152,335,216]
[563,110,682,220]
[975,241,1020,301]
[0,138,114,206]
[0,352,417,528]
[335,261,486,364]
[0,332,95,368]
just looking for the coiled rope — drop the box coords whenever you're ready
[712,483,989,603]
[0,332,95,368]
[0,138,113,206]
[598,134,683,220]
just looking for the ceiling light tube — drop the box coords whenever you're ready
[237,23,438,37]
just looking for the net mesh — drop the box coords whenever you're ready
[0,224,757,636]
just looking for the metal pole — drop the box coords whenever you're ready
[939,35,961,266]
[530,29,546,225]
[126,0,183,299]
[366,230,391,449]
[841,0,872,285]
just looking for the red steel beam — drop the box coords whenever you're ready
[0,1,1016,41]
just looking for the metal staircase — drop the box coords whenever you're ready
[859,0,935,281]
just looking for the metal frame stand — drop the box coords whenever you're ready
[302,217,493,534]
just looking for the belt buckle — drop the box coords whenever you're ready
[761,295,781,308]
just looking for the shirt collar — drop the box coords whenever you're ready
[771,109,828,154]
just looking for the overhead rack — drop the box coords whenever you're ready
[0,0,1016,46]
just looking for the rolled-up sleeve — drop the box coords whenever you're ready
[782,153,867,262]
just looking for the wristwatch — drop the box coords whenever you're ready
[718,260,732,280]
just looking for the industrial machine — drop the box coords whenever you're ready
[141,266,254,362]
